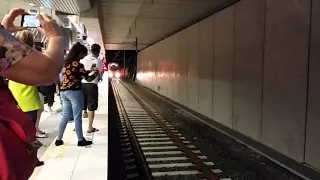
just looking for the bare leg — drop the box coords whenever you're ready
[48,105,53,113]
[88,110,94,131]
[36,109,47,138]
[36,150,44,167]
[87,110,98,132]
[47,93,55,113]
[35,109,42,132]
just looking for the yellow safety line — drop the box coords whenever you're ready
[56,129,75,158]
[29,126,75,180]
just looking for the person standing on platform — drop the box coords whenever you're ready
[80,44,102,133]
[8,30,46,165]
[56,42,99,147]
[0,9,64,180]
[33,46,47,138]
[43,83,56,112]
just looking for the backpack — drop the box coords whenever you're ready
[0,78,39,180]
[38,83,56,96]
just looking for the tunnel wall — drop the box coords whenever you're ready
[136,0,320,169]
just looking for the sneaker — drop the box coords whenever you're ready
[36,132,47,138]
[37,130,46,134]
[83,112,88,118]
[56,107,62,113]
[78,139,92,147]
[55,140,64,146]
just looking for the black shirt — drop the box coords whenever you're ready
[60,61,98,91]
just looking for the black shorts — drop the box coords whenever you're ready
[25,110,38,125]
[82,83,99,111]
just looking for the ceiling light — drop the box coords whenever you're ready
[39,6,44,9]
[29,3,35,6]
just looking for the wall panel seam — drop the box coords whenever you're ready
[212,16,215,119]
[197,24,200,112]
[231,6,236,130]
[186,31,189,106]
[303,0,313,163]
[260,0,267,143]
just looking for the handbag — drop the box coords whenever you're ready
[0,78,41,180]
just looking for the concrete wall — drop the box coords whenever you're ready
[262,0,310,163]
[80,2,105,54]
[136,0,320,169]
[305,0,320,170]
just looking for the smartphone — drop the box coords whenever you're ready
[21,14,40,28]
[88,71,96,76]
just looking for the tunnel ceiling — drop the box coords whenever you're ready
[98,0,238,50]
[22,0,91,14]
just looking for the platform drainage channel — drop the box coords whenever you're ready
[111,80,232,180]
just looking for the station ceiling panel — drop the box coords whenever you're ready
[98,0,239,50]
[23,0,91,14]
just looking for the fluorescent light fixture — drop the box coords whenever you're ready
[39,6,44,9]
[29,3,35,6]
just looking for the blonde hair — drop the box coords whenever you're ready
[15,30,34,47]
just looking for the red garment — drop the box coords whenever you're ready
[0,80,37,180]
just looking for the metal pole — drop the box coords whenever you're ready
[124,50,126,77]
[134,38,138,81]
[135,38,138,53]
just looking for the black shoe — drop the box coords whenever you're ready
[55,140,64,146]
[36,160,44,167]
[78,139,92,147]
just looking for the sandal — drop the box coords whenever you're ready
[87,128,99,133]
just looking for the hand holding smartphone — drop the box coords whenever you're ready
[88,70,96,76]
[21,14,40,28]
[91,63,97,69]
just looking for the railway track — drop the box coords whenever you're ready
[111,79,232,180]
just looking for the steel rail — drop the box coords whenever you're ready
[111,80,153,180]
[119,80,220,180]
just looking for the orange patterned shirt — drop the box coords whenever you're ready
[60,61,98,91]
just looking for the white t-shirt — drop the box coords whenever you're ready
[80,54,103,84]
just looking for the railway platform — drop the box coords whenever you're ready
[28,75,109,180]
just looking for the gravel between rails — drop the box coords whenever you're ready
[123,81,304,180]
[114,80,227,180]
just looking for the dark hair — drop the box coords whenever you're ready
[65,42,87,64]
[0,47,7,59]
[91,44,101,55]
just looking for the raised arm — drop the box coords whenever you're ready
[0,9,64,86]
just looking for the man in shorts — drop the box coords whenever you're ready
[80,44,102,133]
